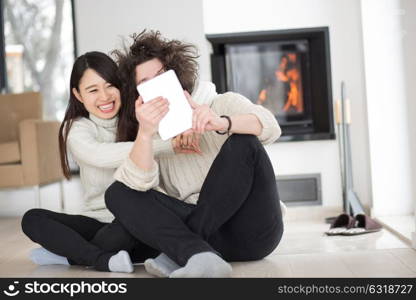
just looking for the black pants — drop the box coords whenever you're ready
[105,134,284,266]
[21,209,159,271]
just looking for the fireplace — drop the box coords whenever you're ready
[207,27,335,142]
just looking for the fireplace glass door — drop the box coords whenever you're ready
[225,40,314,132]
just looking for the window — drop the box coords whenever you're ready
[1,0,77,120]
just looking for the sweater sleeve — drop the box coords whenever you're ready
[211,92,282,145]
[67,120,174,169]
[113,157,159,191]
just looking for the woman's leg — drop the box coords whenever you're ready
[129,240,160,264]
[91,219,160,263]
[186,134,284,261]
[90,219,136,252]
[22,209,116,270]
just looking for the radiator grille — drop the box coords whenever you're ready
[276,173,322,206]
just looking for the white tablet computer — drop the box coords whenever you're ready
[136,70,193,140]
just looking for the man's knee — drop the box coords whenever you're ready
[105,181,153,213]
[228,134,259,145]
[222,134,262,163]
[227,134,262,152]
[104,181,124,212]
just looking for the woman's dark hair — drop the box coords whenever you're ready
[58,51,121,179]
[112,30,199,142]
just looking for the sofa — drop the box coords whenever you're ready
[0,92,64,208]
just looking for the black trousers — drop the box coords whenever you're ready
[105,134,284,266]
[21,209,159,271]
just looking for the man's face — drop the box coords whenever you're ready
[135,58,165,86]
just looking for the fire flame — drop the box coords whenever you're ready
[257,53,304,113]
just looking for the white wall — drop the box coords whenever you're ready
[74,0,211,81]
[203,0,371,208]
[0,179,84,217]
[401,0,416,219]
[361,0,414,216]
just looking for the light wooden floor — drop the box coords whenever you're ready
[0,216,415,278]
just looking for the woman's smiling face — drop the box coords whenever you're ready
[73,68,121,119]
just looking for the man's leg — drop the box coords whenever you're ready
[186,134,284,261]
[105,184,214,267]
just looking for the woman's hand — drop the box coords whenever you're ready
[172,129,202,154]
[135,96,169,137]
[185,91,228,134]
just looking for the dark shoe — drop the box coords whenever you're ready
[325,213,355,236]
[341,214,382,235]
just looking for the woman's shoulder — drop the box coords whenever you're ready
[67,117,97,137]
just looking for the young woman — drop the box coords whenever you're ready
[20,52,166,273]
[106,31,286,277]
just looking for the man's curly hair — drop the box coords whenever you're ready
[113,30,199,142]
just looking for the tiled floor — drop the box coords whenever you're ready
[0,215,415,278]
[376,215,415,245]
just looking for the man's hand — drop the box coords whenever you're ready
[185,91,228,134]
[135,96,169,138]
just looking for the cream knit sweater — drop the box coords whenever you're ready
[114,91,284,208]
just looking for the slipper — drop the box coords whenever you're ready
[325,213,355,236]
[341,214,382,236]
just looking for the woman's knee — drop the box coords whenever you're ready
[91,222,136,252]
[21,208,46,238]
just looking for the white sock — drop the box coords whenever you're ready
[144,253,180,277]
[108,250,134,273]
[169,252,232,278]
[29,247,69,266]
